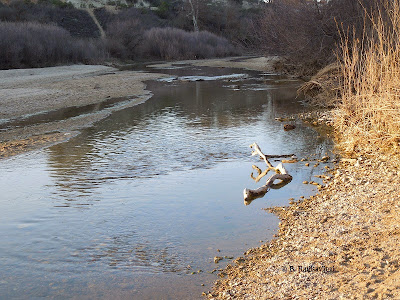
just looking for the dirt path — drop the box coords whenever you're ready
[86,8,106,39]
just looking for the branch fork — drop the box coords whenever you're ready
[244,143,293,205]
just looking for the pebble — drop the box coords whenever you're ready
[214,256,223,263]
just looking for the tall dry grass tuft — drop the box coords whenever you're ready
[336,0,400,155]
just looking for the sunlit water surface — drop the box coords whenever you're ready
[0,65,333,299]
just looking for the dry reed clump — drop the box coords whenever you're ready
[335,0,400,156]
[297,63,342,108]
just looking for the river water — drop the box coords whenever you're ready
[0,64,333,299]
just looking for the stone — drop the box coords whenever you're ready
[214,256,223,263]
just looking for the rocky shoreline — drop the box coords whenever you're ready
[209,148,400,299]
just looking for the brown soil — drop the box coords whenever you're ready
[208,154,400,299]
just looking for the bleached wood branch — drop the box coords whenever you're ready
[244,143,293,205]
[250,164,275,183]
[250,142,274,168]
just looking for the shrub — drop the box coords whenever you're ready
[105,19,146,60]
[140,27,236,60]
[1,0,100,38]
[257,0,379,76]
[0,21,106,69]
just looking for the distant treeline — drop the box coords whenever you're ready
[0,0,380,71]
[0,0,256,69]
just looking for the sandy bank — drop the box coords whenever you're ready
[0,64,168,157]
[149,56,280,73]
[0,65,166,121]
[209,153,400,299]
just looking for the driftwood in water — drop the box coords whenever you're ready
[244,143,293,205]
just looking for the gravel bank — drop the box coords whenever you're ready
[209,154,400,299]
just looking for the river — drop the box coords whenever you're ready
[0,63,333,299]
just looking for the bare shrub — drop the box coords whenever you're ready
[104,8,166,60]
[258,0,379,77]
[0,21,106,69]
[335,0,400,155]
[1,0,100,38]
[105,19,145,60]
[140,27,236,60]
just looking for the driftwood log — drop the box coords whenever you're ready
[244,143,293,205]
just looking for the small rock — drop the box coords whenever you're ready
[284,124,296,131]
[214,256,223,263]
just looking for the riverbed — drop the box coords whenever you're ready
[0,59,333,299]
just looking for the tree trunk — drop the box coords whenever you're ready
[188,0,199,32]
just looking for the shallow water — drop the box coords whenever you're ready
[0,65,333,299]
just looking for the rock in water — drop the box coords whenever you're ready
[283,124,296,131]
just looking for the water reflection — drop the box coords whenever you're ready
[46,75,309,204]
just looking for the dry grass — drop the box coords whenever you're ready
[298,63,342,108]
[334,0,400,155]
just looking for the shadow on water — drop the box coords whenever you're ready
[0,65,334,299]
